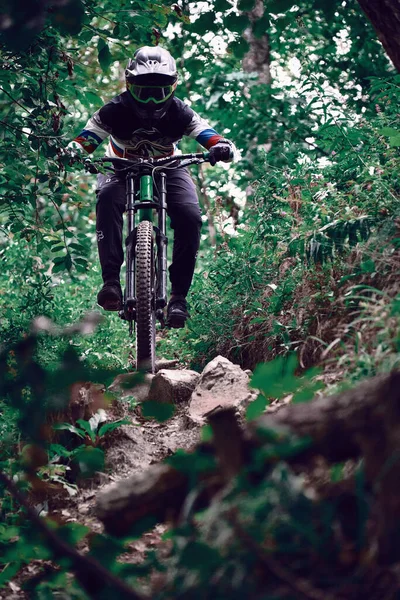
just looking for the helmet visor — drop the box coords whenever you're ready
[127,83,175,104]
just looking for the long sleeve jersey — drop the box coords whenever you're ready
[73,92,226,159]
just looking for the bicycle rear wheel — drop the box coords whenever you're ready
[135,220,156,373]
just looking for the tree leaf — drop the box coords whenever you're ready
[378,127,399,137]
[266,0,297,14]
[53,255,67,264]
[251,354,299,397]
[98,419,130,437]
[73,446,104,476]
[228,39,249,59]
[190,12,216,35]
[52,260,67,273]
[223,13,249,33]
[246,393,268,420]
[53,423,85,438]
[97,39,113,73]
[65,253,72,271]
[389,135,400,147]
[84,91,103,106]
[214,0,232,11]
[76,419,96,442]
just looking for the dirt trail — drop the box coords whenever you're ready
[62,402,200,533]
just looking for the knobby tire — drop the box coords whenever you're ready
[135,220,156,373]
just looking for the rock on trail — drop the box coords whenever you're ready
[95,355,258,485]
[107,355,256,427]
[59,355,257,494]
[148,368,200,404]
[187,355,257,425]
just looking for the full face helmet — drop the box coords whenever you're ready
[125,46,178,120]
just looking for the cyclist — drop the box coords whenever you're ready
[70,46,235,328]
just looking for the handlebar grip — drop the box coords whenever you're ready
[84,159,100,174]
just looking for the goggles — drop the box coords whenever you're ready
[127,83,175,104]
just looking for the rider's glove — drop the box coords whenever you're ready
[209,139,234,166]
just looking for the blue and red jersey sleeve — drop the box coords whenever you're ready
[195,128,223,149]
[184,111,224,149]
[72,112,110,154]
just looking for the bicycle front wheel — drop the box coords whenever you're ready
[135,220,156,373]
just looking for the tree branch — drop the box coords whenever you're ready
[0,87,31,113]
[0,119,65,140]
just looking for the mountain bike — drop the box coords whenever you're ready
[85,152,211,373]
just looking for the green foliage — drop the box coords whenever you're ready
[302,217,372,264]
[323,287,400,386]
[247,354,323,419]
[0,321,153,595]
[98,418,129,436]
[97,38,113,72]
[161,75,400,378]
[379,127,400,147]
[54,415,129,442]
[135,449,365,598]
[170,0,393,182]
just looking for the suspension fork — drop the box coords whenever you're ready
[125,173,155,312]
[156,171,168,310]
[124,170,167,319]
[125,173,136,311]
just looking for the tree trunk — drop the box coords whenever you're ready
[242,0,271,84]
[357,0,400,72]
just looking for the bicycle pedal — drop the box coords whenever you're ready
[166,313,187,329]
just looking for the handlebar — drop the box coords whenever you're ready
[83,152,211,174]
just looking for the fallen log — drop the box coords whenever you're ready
[96,371,400,563]
[258,370,400,564]
[96,464,189,537]
[255,371,400,464]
